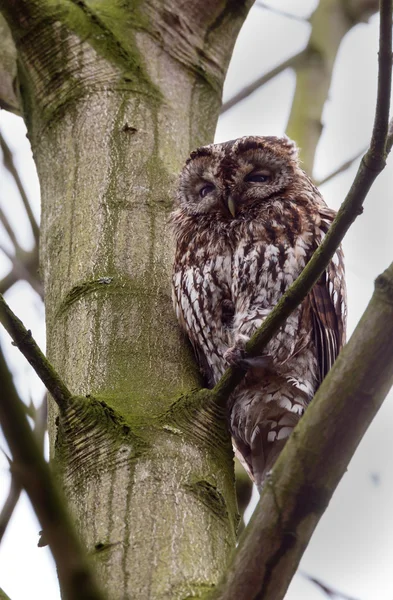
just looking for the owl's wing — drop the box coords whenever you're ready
[310,208,347,382]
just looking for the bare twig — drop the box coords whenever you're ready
[0,248,42,298]
[220,50,306,114]
[315,147,367,187]
[0,132,40,245]
[255,1,310,23]
[0,293,72,411]
[0,205,20,251]
[300,572,361,600]
[0,473,21,544]
[0,349,104,600]
[0,350,47,544]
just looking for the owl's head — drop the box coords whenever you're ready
[176,136,300,218]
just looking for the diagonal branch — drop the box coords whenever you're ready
[220,50,307,114]
[0,132,40,245]
[0,348,105,600]
[255,1,310,23]
[213,259,393,599]
[0,293,73,411]
[300,572,361,600]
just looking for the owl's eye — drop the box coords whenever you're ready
[199,184,215,198]
[245,171,271,183]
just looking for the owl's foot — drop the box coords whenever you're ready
[224,345,271,370]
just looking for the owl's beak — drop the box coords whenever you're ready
[227,195,236,217]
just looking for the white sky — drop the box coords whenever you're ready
[1,1,393,599]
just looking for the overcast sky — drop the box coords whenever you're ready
[1,1,393,599]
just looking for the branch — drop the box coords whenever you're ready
[0,468,21,544]
[0,131,40,245]
[0,348,105,600]
[0,248,42,297]
[220,50,306,114]
[0,205,20,251]
[0,293,73,411]
[315,147,367,187]
[0,588,12,600]
[300,572,361,600]
[213,261,393,598]
[255,1,310,23]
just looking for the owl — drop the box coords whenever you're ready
[171,136,346,489]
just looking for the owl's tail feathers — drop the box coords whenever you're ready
[250,412,300,490]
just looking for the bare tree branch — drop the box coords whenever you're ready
[220,50,306,114]
[315,147,367,186]
[0,294,72,411]
[213,260,393,599]
[300,571,361,600]
[0,205,20,252]
[0,248,42,298]
[0,131,40,245]
[0,469,21,544]
[255,1,310,23]
[0,348,104,600]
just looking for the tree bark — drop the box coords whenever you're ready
[0,1,252,598]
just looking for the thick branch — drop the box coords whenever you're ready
[0,294,73,411]
[220,50,306,114]
[213,260,393,599]
[0,349,104,600]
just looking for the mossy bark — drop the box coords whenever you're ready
[0,1,253,597]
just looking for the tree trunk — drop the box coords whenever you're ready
[0,1,252,597]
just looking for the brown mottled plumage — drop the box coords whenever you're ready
[171,136,346,488]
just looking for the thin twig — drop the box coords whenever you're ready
[0,293,73,412]
[0,396,47,544]
[255,1,310,23]
[0,205,20,252]
[300,572,361,600]
[315,147,367,187]
[0,349,105,600]
[0,474,21,544]
[213,0,393,404]
[0,132,40,245]
[220,50,306,114]
[0,249,43,298]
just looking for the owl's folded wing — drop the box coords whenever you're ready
[310,209,347,382]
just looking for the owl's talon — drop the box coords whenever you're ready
[224,346,246,367]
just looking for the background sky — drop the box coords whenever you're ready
[1,1,393,598]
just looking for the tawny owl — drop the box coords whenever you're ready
[171,136,346,489]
